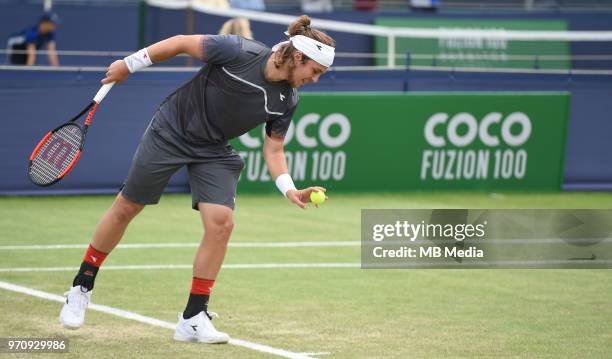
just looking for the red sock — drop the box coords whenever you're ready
[191,277,215,295]
[83,244,108,267]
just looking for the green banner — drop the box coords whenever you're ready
[231,92,569,193]
[374,18,569,69]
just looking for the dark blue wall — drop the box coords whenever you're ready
[1,68,611,195]
[0,70,191,195]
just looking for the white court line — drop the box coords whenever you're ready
[0,280,318,359]
[2,259,610,272]
[2,238,610,251]
[0,263,360,273]
[300,353,331,356]
[0,241,360,250]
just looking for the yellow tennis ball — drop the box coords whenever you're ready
[310,191,326,205]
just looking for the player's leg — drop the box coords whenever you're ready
[70,195,144,290]
[174,150,243,343]
[193,203,234,279]
[60,123,184,329]
[175,203,234,343]
[185,203,234,317]
[59,195,145,329]
[90,194,145,252]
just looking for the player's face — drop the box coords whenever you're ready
[287,53,328,88]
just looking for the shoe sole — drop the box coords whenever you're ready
[198,338,229,344]
[174,334,229,344]
[60,320,82,330]
[59,308,83,330]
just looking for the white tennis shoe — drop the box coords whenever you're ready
[59,286,91,329]
[174,311,230,344]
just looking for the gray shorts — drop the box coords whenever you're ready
[120,120,244,210]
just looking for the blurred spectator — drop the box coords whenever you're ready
[230,0,266,10]
[195,0,230,9]
[353,0,378,11]
[6,13,59,66]
[218,17,253,39]
[301,0,334,13]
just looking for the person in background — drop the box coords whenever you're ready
[6,13,60,66]
[218,17,253,39]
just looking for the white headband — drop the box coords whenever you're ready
[272,33,335,68]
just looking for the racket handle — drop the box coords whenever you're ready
[93,82,115,104]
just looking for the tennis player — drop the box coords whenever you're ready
[59,15,334,344]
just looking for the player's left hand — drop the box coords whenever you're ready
[286,186,327,209]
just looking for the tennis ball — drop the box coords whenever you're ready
[310,191,326,205]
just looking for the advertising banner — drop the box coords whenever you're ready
[374,18,570,69]
[231,92,569,192]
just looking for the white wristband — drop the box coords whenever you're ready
[123,48,153,73]
[275,173,296,197]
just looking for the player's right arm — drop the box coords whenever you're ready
[102,34,204,84]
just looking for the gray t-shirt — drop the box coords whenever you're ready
[154,35,298,145]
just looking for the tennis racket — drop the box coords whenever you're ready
[28,82,115,186]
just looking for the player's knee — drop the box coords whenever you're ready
[110,207,137,224]
[217,219,234,237]
[208,217,234,239]
[111,198,144,223]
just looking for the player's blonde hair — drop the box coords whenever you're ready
[273,15,336,68]
[218,17,253,40]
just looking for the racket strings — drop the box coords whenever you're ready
[30,125,83,185]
